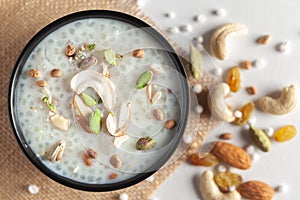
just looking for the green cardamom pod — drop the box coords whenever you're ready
[190,44,203,79]
[249,125,271,152]
[136,71,153,89]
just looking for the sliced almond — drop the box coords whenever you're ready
[73,94,93,133]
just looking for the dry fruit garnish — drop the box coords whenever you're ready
[240,60,252,70]
[257,35,272,45]
[109,173,118,179]
[132,49,144,58]
[190,43,203,79]
[237,181,275,200]
[136,71,153,89]
[233,102,255,126]
[246,86,257,95]
[136,136,156,150]
[249,124,271,152]
[50,68,62,77]
[65,45,76,57]
[227,66,241,92]
[28,68,41,78]
[211,141,252,170]
[165,120,176,129]
[188,153,220,166]
[36,80,48,87]
[104,49,117,66]
[219,133,233,140]
[214,171,243,193]
[273,125,297,142]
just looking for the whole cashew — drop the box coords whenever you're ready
[259,84,297,115]
[208,83,235,122]
[199,170,241,200]
[210,23,248,60]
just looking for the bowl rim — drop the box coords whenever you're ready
[8,10,190,192]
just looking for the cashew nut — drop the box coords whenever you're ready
[208,83,235,122]
[199,170,241,200]
[259,84,297,115]
[210,23,248,60]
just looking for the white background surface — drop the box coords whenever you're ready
[139,0,300,199]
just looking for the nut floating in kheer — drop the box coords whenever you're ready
[46,140,66,162]
[210,23,248,60]
[70,70,115,110]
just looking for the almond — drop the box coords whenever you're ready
[237,181,274,200]
[211,141,252,170]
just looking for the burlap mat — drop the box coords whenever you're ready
[0,0,216,199]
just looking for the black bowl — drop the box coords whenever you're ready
[8,10,189,191]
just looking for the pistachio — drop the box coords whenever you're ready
[132,49,144,58]
[89,108,102,134]
[36,80,48,87]
[86,148,98,159]
[109,154,122,169]
[104,49,117,66]
[80,92,97,108]
[153,108,164,121]
[65,45,76,57]
[50,115,70,131]
[136,136,156,150]
[150,91,162,104]
[88,43,96,51]
[165,120,176,129]
[50,68,62,77]
[46,140,66,162]
[249,125,271,152]
[78,56,98,68]
[136,71,153,89]
[28,69,41,78]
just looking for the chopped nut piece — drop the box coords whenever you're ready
[136,137,156,150]
[50,115,70,131]
[153,108,164,121]
[132,49,144,58]
[219,133,233,140]
[109,154,122,169]
[257,35,271,44]
[247,86,257,95]
[165,120,176,129]
[50,68,62,77]
[240,60,252,70]
[86,148,98,159]
[83,153,92,166]
[109,173,118,179]
[46,140,66,162]
[36,80,48,87]
[65,45,75,57]
[28,69,41,78]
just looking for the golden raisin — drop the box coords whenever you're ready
[219,133,233,140]
[274,125,297,142]
[214,171,243,193]
[234,102,255,126]
[227,66,241,92]
[132,49,144,58]
[28,68,41,78]
[188,153,220,167]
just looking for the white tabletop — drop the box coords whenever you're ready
[140,0,300,199]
